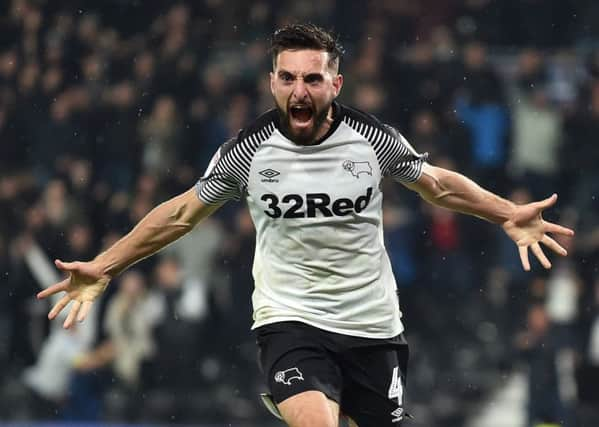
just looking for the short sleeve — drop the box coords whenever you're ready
[195,139,243,204]
[383,125,428,183]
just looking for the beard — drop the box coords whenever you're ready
[274,97,332,145]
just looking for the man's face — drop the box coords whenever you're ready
[270,49,343,144]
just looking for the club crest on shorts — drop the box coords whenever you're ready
[274,367,304,385]
[342,160,372,178]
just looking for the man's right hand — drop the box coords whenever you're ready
[37,259,111,329]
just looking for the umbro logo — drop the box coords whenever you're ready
[391,407,403,423]
[259,169,280,178]
[259,168,280,183]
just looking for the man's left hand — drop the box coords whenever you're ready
[502,194,574,271]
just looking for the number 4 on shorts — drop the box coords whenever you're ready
[387,366,403,405]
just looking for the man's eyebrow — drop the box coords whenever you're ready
[276,71,324,80]
[304,73,324,81]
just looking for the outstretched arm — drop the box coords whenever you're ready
[404,163,574,271]
[37,187,221,328]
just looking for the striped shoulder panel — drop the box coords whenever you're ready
[198,110,277,204]
[341,105,426,182]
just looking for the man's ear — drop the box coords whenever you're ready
[270,71,275,96]
[332,73,343,98]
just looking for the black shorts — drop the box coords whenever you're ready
[255,321,409,426]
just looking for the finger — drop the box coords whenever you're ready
[55,259,79,272]
[77,301,93,323]
[49,294,71,320]
[544,221,575,236]
[531,242,551,269]
[63,301,81,329]
[536,193,558,210]
[519,246,531,271]
[37,279,69,299]
[541,235,567,256]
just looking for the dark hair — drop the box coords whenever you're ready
[270,23,344,70]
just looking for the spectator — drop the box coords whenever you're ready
[454,41,510,193]
[516,304,564,427]
[138,95,184,179]
[145,256,207,390]
[577,278,599,425]
[510,87,562,200]
[20,237,99,418]
[65,271,158,421]
[515,49,547,95]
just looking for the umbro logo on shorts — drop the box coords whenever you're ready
[391,407,403,422]
[274,367,304,385]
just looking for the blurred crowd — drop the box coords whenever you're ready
[0,0,599,426]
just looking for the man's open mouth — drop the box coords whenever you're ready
[289,104,313,123]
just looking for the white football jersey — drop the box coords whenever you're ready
[196,103,426,338]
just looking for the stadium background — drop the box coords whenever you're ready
[0,0,598,426]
